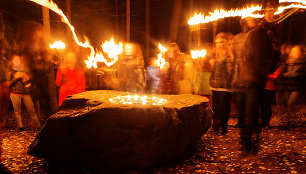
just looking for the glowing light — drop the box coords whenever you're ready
[275,3,306,15]
[102,38,123,61]
[50,41,65,50]
[28,0,122,68]
[188,6,263,26]
[188,0,306,26]
[109,95,167,105]
[157,43,167,69]
[191,49,207,59]
[85,38,123,68]
[279,0,306,6]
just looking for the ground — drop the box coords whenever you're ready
[2,105,305,174]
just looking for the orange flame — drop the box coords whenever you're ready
[275,3,306,15]
[28,0,122,68]
[279,0,306,5]
[188,0,306,26]
[50,41,65,50]
[157,43,167,69]
[109,95,167,105]
[188,5,263,26]
[191,49,207,59]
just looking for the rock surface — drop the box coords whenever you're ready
[28,90,212,169]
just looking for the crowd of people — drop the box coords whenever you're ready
[144,16,306,155]
[0,2,305,173]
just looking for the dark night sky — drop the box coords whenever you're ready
[1,0,305,58]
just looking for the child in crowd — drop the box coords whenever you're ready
[146,58,160,94]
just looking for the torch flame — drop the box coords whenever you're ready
[28,0,122,68]
[188,5,263,26]
[109,95,167,105]
[191,49,207,59]
[188,0,306,26]
[50,41,65,50]
[102,38,123,60]
[157,43,167,69]
[279,0,306,5]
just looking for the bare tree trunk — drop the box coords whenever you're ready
[66,0,71,21]
[42,7,51,38]
[126,0,130,41]
[116,0,119,38]
[188,0,193,50]
[145,0,150,61]
[42,7,59,114]
[168,0,183,43]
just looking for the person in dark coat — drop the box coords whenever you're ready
[231,17,278,154]
[9,54,41,131]
[117,42,146,93]
[157,43,184,95]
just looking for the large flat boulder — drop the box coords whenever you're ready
[28,90,212,169]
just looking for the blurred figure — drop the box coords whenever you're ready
[117,42,146,93]
[210,32,234,135]
[260,64,281,128]
[17,20,56,121]
[146,57,160,94]
[259,34,281,128]
[276,45,306,129]
[9,54,41,131]
[193,43,213,99]
[56,51,86,107]
[231,17,278,154]
[178,53,194,94]
[0,11,13,173]
[158,43,184,94]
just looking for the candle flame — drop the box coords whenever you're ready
[109,95,167,105]
[50,41,65,50]
[191,49,207,59]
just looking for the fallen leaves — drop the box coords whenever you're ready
[1,105,305,173]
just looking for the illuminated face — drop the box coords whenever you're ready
[289,47,303,60]
[245,17,257,28]
[215,38,227,48]
[264,2,276,22]
[65,52,77,67]
[12,55,21,66]
[125,44,136,56]
[166,48,175,59]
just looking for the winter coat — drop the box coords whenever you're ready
[56,66,86,106]
[231,27,277,89]
[265,66,281,91]
[210,55,234,91]
[179,55,194,94]
[9,70,32,94]
[146,65,160,91]
[117,55,146,93]
[158,53,185,95]
[276,59,306,91]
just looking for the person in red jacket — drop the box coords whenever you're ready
[56,52,85,107]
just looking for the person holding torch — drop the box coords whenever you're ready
[56,51,85,107]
